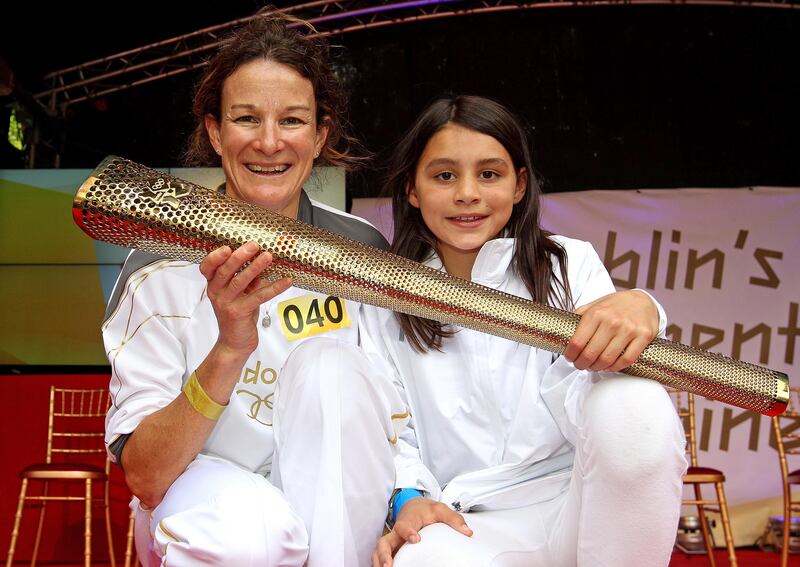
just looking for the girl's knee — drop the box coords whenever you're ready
[584,377,678,435]
[394,524,487,567]
[581,377,685,480]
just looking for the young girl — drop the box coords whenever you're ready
[364,95,687,567]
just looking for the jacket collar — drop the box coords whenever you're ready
[218,183,312,223]
[297,190,314,224]
[423,238,515,287]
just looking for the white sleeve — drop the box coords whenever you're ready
[564,239,618,309]
[541,239,634,441]
[359,306,442,499]
[631,288,668,337]
[103,259,203,461]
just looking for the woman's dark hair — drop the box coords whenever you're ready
[184,7,363,168]
[386,94,573,352]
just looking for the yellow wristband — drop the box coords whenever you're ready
[183,370,227,420]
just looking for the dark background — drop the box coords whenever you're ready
[1,2,798,196]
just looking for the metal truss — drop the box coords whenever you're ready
[32,0,800,110]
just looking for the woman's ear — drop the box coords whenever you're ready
[514,167,528,204]
[204,114,223,156]
[406,181,421,209]
[315,116,331,159]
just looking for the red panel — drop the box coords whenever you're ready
[0,373,131,563]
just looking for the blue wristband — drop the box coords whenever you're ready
[392,488,423,523]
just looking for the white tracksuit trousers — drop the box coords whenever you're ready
[133,338,402,567]
[393,375,687,567]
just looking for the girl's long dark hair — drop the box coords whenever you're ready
[386,95,573,352]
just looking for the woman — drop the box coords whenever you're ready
[103,10,406,566]
[365,95,687,566]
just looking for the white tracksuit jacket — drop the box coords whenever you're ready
[361,235,668,512]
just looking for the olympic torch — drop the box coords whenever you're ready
[72,156,789,416]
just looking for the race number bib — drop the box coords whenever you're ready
[277,294,351,341]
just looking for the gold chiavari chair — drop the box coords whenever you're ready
[5,386,117,567]
[771,385,800,567]
[670,389,738,567]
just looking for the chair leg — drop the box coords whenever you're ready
[782,485,791,567]
[84,479,92,567]
[714,481,737,567]
[30,481,50,567]
[693,483,717,567]
[124,509,135,567]
[6,479,28,567]
[104,480,117,567]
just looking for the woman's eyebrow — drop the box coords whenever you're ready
[227,104,313,112]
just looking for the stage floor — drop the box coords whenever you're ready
[5,549,798,567]
[670,547,800,566]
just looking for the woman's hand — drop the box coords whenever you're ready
[565,290,659,372]
[200,241,292,358]
[371,498,472,567]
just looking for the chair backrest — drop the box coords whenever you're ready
[46,386,110,468]
[772,387,800,485]
[669,389,699,468]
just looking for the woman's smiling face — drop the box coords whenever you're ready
[205,58,328,218]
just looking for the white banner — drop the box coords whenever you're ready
[541,186,799,543]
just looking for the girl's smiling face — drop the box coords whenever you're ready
[408,123,526,279]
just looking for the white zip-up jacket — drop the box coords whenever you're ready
[103,191,393,475]
[361,235,667,512]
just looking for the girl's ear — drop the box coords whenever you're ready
[513,167,528,204]
[407,181,421,209]
[204,114,223,156]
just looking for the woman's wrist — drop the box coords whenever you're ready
[183,370,227,420]
[211,340,254,369]
[196,342,250,404]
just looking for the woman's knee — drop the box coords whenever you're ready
[278,337,384,423]
[152,459,308,565]
[281,337,369,393]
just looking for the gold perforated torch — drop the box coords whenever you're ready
[73,156,789,416]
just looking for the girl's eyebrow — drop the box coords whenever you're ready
[423,156,509,169]
[424,157,457,169]
[477,157,508,167]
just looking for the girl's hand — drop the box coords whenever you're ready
[566,290,659,372]
[371,498,472,567]
[200,241,292,357]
